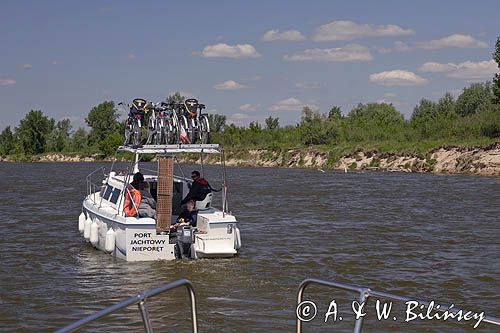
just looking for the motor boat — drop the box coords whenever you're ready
[78,144,241,261]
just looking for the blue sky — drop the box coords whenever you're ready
[1,0,499,129]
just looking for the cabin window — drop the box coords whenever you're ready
[110,188,121,204]
[103,185,113,200]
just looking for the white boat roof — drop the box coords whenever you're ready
[117,144,221,154]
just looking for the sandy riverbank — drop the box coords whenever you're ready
[2,142,500,176]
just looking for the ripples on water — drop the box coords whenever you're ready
[0,163,498,332]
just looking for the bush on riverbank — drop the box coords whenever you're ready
[212,82,500,158]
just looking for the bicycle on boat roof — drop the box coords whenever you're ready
[119,98,150,146]
[120,97,211,146]
[173,98,210,144]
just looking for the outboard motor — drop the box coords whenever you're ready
[175,226,195,259]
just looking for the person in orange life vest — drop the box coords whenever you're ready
[124,172,143,217]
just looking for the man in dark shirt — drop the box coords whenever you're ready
[180,170,212,205]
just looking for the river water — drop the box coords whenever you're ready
[0,162,498,332]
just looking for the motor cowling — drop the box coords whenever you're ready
[175,226,195,259]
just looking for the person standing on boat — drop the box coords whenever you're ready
[138,181,156,218]
[180,170,212,206]
[124,172,143,217]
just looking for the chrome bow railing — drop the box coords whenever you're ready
[296,278,500,333]
[56,279,198,333]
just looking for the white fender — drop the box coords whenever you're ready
[105,228,116,253]
[78,212,86,234]
[90,220,99,246]
[83,217,92,241]
[235,227,241,250]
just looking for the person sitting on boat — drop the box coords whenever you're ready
[171,200,197,231]
[123,172,144,217]
[138,181,156,218]
[180,170,212,206]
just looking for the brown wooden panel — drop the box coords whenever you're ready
[156,156,173,233]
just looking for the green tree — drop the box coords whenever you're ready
[328,106,342,119]
[16,110,54,155]
[455,83,493,117]
[411,99,438,123]
[298,106,336,145]
[85,101,118,145]
[348,103,404,125]
[208,114,226,132]
[265,116,279,130]
[301,106,318,123]
[249,121,262,131]
[72,128,88,151]
[493,36,500,103]
[0,126,14,156]
[98,132,123,156]
[345,103,405,142]
[46,119,72,152]
[165,92,185,104]
[436,92,456,117]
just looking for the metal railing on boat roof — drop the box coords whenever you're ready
[86,166,106,205]
[56,279,198,333]
[296,278,500,333]
[117,144,221,155]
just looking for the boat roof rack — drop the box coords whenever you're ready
[117,144,221,154]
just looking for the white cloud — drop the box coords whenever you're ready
[240,75,262,82]
[417,34,488,49]
[127,53,136,59]
[239,103,260,111]
[376,97,408,109]
[420,60,498,80]
[0,78,16,86]
[284,44,373,62]
[261,29,306,42]
[295,82,321,89]
[214,80,246,90]
[313,20,414,41]
[384,92,397,98]
[369,70,428,86]
[22,63,32,69]
[269,97,317,112]
[201,43,261,58]
[227,113,261,126]
[377,41,412,53]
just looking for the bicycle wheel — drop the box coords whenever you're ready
[179,115,190,143]
[124,126,130,145]
[166,119,176,144]
[199,115,210,144]
[132,121,141,146]
[146,116,155,144]
[188,118,196,143]
[155,118,163,145]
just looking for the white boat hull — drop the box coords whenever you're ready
[82,196,240,261]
